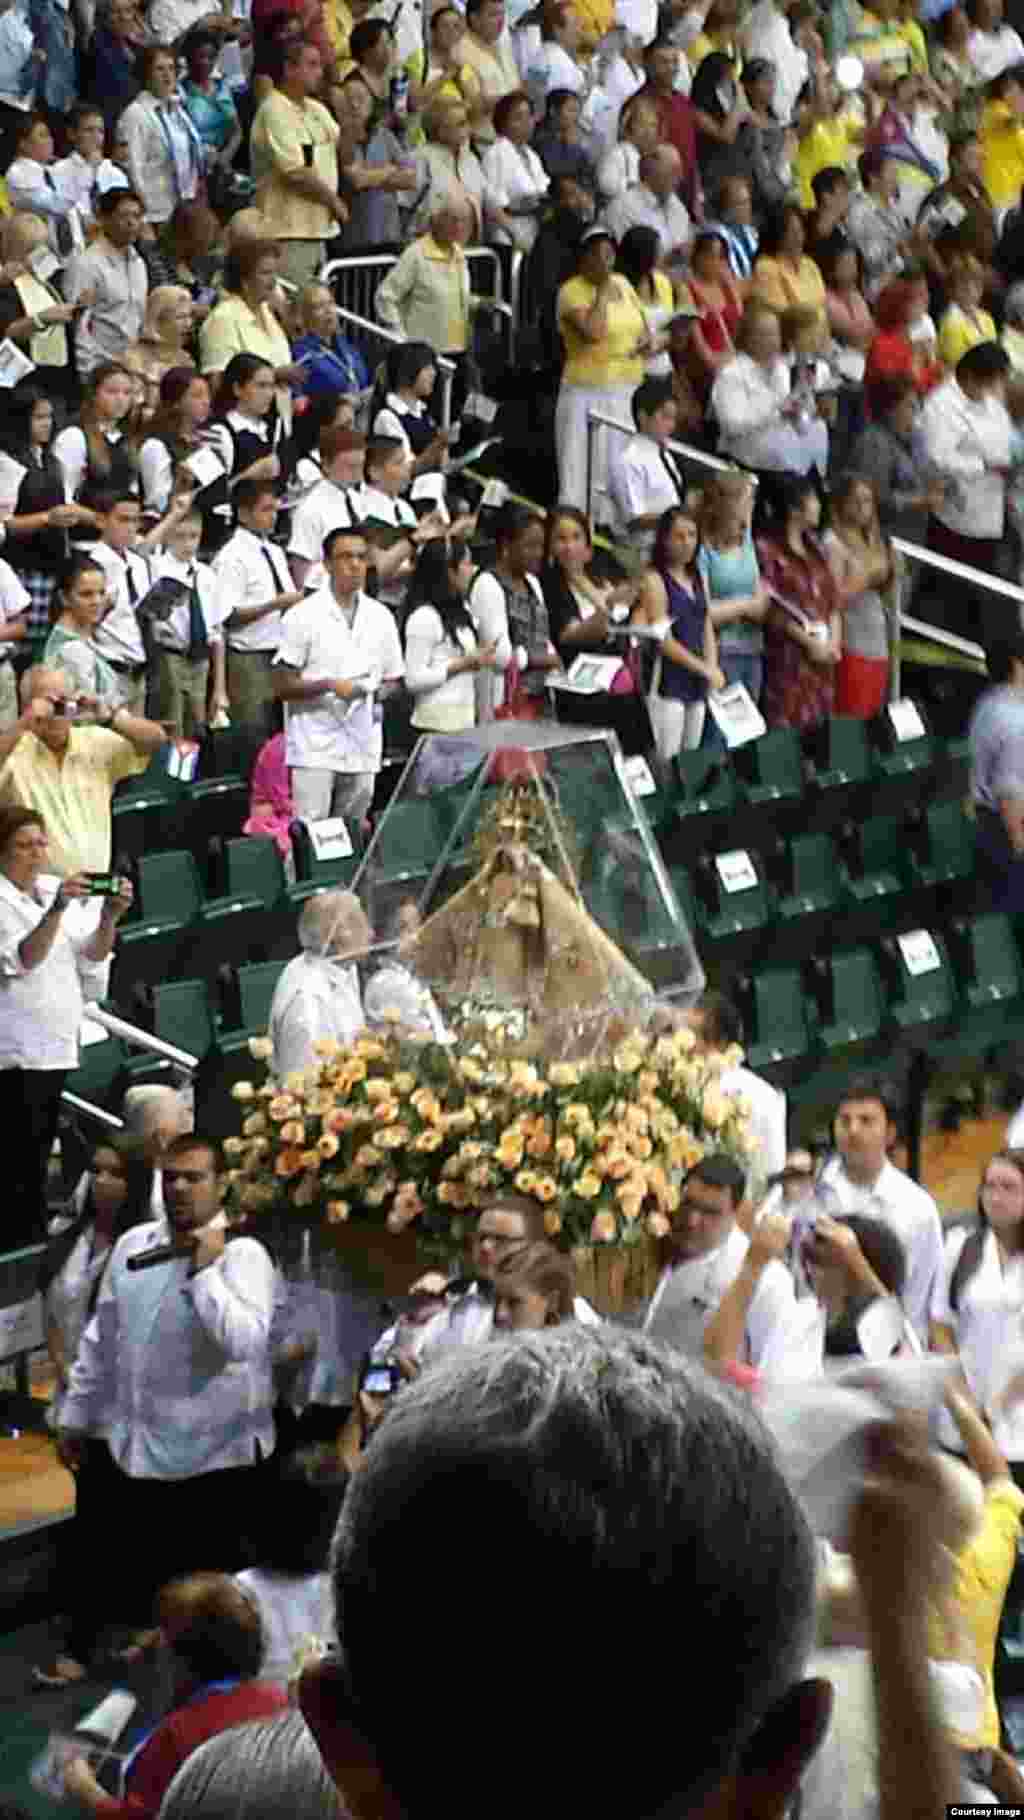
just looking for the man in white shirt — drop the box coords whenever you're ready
[270,890,370,1080]
[917,341,1014,584]
[608,376,684,555]
[65,187,148,378]
[359,438,448,608]
[214,479,304,737]
[643,1154,800,1365]
[816,1075,944,1344]
[273,525,404,824]
[712,300,829,474]
[59,1133,277,1618]
[288,428,369,594]
[52,104,126,223]
[682,990,787,1200]
[148,0,238,44]
[602,145,691,263]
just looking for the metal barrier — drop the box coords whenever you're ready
[322,247,516,373]
[329,301,457,431]
[585,408,737,535]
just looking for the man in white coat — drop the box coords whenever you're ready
[270,890,370,1081]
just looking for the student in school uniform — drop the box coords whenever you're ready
[213,478,304,741]
[81,490,155,717]
[147,505,231,738]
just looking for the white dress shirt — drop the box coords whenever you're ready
[65,237,148,377]
[83,540,150,666]
[931,1224,1024,1460]
[148,551,229,654]
[466,568,524,717]
[0,557,30,659]
[602,183,691,258]
[743,0,807,122]
[148,0,220,44]
[711,352,792,461]
[0,872,108,1070]
[288,477,366,591]
[817,1154,944,1344]
[235,1568,333,1686]
[480,136,549,250]
[61,1215,278,1477]
[52,152,126,221]
[643,1221,799,1366]
[273,585,403,774]
[269,950,365,1079]
[5,158,84,254]
[53,428,130,508]
[608,431,682,533]
[404,604,478,730]
[214,527,294,654]
[45,1219,113,1408]
[525,39,585,96]
[917,377,1014,540]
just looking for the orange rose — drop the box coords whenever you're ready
[555,1134,576,1164]
[377,1124,411,1150]
[318,1133,340,1159]
[413,1129,444,1152]
[326,1200,350,1223]
[274,1147,305,1178]
[532,1175,557,1203]
[647,1212,671,1239]
[372,1100,400,1124]
[590,1210,617,1243]
[543,1209,563,1236]
[279,1120,305,1145]
[354,1143,383,1168]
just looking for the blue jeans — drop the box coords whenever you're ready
[702,649,764,751]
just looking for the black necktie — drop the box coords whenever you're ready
[45,173,74,258]
[261,541,285,595]
[187,564,208,659]
[124,558,138,606]
[661,447,683,499]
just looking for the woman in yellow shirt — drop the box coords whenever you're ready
[980,69,1024,208]
[417,6,484,120]
[938,250,997,366]
[556,226,648,512]
[750,202,828,330]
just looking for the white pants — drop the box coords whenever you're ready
[292,767,376,823]
[649,694,705,761]
[554,381,634,517]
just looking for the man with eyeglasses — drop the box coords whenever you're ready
[643,1152,800,1370]
[59,1133,277,1629]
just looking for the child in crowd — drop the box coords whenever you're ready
[237,1448,349,1688]
[147,504,231,735]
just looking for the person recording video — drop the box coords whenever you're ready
[0,803,133,1250]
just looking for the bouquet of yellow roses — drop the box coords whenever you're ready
[224,1024,754,1264]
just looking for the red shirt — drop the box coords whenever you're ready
[638,85,701,216]
[91,1682,289,1820]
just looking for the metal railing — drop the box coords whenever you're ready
[329,302,457,431]
[322,247,517,371]
[584,410,1018,696]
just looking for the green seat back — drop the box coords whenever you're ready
[225,835,287,907]
[136,850,202,922]
[965,913,1023,1008]
[786,833,843,911]
[236,960,286,1032]
[149,979,216,1061]
[748,969,815,1064]
[736,727,804,801]
[824,947,886,1046]
[922,800,975,880]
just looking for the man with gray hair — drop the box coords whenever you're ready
[602,145,692,263]
[269,890,371,1079]
[122,1083,193,1218]
[298,1326,960,1820]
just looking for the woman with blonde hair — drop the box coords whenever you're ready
[0,212,77,405]
[122,286,196,419]
[822,471,894,719]
[414,97,486,239]
[596,93,661,203]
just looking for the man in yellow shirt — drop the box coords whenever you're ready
[0,668,167,877]
[250,41,346,285]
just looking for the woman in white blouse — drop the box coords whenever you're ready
[119,46,204,229]
[710,301,829,476]
[404,538,499,735]
[35,1135,152,1688]
[482,89,550,252]
[932,1149,1024,1481]
[414,97,486,241]
[596,92,660,203]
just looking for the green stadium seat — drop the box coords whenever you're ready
[692,848,773,952]
[121,978,217,1091]
[364,798,444,888]
[805,716,874,798]
[870,701,936,785]
[775,833,845,928]
[945,913,1024,1050]
[842,814,915,923]
[881,927,957,1039]
[136,849,268,985]
[209,960,285,1127]
[813,947,889,1054]
[670,749,737,846]
[223,836,295,958]
[289,817,363,892]
[743,966,819,1081]
[183,776,250,864]
[907,799,977,895]
[732,727,805,810]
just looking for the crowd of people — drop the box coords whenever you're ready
[25,1037,1024,1819]
[0,0,1016,810]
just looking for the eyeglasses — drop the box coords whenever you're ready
[164,1169,214,1185]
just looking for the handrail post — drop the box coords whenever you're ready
[585,411,596,526]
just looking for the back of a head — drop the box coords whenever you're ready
[333,1327,817,1820]
[158,1710,345,1820]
